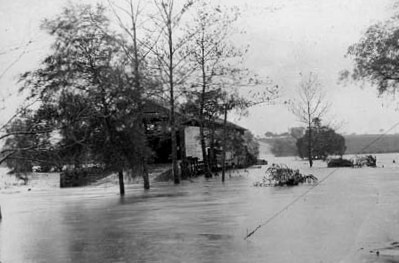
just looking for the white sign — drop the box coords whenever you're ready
[184,126,203,160]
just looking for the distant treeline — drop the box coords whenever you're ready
[259,134,399,156]
[259,137,297,157]
[344,134,399,154]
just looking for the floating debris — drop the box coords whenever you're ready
[254,164,318,187]
[327,158,353,168]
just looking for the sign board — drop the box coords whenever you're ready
[184,126,203,160]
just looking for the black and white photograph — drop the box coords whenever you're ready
[1,0,399,262]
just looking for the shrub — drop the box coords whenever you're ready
[254,164,318,187]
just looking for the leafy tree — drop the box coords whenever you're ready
[296,119,346,160]
[289,127,305,140]
[19,4,151,194]
[263,128,303,157]
[241,130,260,164]
[3,118,35,176]
[264,131,276,138]
[270,137,297,157]
[1,108,59,180]
[344,14,399,95]
[290,73,330,167]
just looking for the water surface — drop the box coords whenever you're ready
[1,155,399,262]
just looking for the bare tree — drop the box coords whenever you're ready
[290,73,330,167]
[182,1,242,178]
[186,1,280,180]
[102,0,161,190]
[150,0,195,184]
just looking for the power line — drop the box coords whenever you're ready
[244,168,338,240]
[0,40,32,80]
[244,120,399,240]
[0,43,29,56]
[357,121,399,154]
[0,40,34,56]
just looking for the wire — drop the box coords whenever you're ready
[244,168,338,240]
[0,43,30,56]
[244,120,399,240]
[357,121,399,154]
[0,40,32,80]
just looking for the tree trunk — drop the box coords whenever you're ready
[209,126,216,172]
[307,103,313,168]
[142,157,150,190]
[221,105,228,182]
[308,122,313,168]
[199,29,212,178]
[118,170,125,196]
[170,108,180,184]
[136,99,150,190]
[199,116,212,178]
[138,120,150,190]
[167,16,180,185]
[132,13,150,191]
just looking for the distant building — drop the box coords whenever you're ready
[142,100,247,168]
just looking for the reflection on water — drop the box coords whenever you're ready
[1,155,399,263]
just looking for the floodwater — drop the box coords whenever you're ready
[1,154,399,263]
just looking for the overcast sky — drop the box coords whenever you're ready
[0,0,398,136]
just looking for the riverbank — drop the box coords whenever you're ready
[0,168,59,193]
[0,162,245,192]
[0,163,172,193]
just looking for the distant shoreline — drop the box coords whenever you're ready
[258,134,399,156]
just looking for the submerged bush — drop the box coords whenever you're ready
[254,164,318,187]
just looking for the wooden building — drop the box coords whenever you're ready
[142,100,247,171]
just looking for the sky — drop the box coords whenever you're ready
[0,0,398,137]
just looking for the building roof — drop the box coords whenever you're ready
[143,100,246,132]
